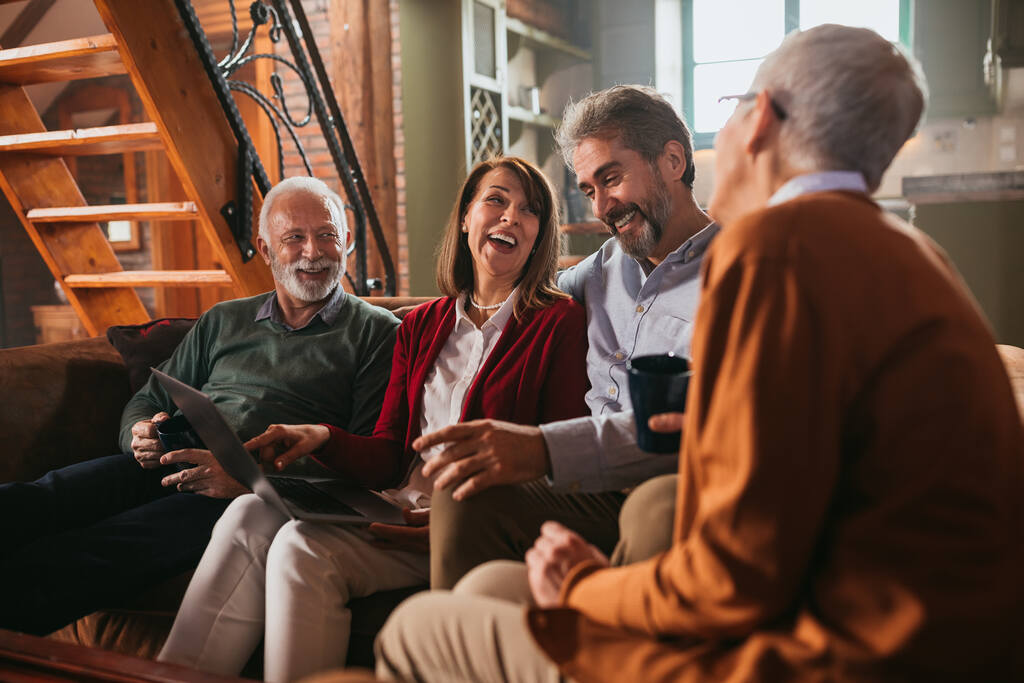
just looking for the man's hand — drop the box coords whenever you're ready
[131,411,170,469]
[367,508,430,553]
[159,449,250,498]
[526,521,609,608]
[648,412,685,434]
[416,420,549,501]
[243,424,330,472]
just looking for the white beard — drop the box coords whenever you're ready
[270,255,343,303]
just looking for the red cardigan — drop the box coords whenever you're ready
[313,296,589,488]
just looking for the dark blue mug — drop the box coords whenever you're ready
[156,414,204,471]
[627,354,692,453]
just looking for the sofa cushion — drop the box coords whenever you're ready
[106,318,197,393]
[0,337,131,483]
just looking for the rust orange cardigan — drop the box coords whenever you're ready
[528,193,1024,682]
[313,296,590,489]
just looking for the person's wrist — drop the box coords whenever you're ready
[536,428,553,477]
[314,423,332,454]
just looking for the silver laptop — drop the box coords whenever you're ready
[152,368,406,526]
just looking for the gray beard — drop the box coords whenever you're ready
[616,217,659,261]
[614,174,672,261]
[270,255,343,303]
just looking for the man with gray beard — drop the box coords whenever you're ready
[421,85,719,590]
[0,177,398,636]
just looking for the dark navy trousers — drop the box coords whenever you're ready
[0,453,228,635]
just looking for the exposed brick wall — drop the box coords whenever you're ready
[391,0,409,295]
[272,0,408,295]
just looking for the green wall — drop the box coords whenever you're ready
[399,0,465,295]
[915,201,1024,347]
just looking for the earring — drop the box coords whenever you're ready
[461,224,468,233]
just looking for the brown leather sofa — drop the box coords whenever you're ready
[2,303,1022,673]
[0,296,431,671]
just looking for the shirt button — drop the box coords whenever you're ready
[635,304,644,313]
[608,387,617,396]
[688,249,696,260]
[614,352,624,360]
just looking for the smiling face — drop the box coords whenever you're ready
[461,166,541,293]
[573,135,673,260]
[258,190,346,306]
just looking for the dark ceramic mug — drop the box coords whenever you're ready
[627,353,692,453]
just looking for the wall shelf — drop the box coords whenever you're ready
[507,105,560,129]
[505,17,591,61]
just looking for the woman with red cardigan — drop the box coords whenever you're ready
[158,157,589,682]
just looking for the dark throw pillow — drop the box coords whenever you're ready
[106,318,197,393]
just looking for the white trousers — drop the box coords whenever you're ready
[157,494,429,683]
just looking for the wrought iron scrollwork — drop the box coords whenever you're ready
[173,0,397,295]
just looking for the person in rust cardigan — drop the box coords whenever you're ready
[376,25,1024,682]
[156,157,589,683]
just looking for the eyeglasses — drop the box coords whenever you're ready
[717,91,788,121]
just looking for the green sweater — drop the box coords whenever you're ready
[119,292,399,454]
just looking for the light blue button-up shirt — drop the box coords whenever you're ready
[541,222,719,492]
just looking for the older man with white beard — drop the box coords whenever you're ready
[0,176,399,637]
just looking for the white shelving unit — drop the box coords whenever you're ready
[461,1,592,176]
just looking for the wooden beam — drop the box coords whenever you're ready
[94,0,273,297]
[27,201,197,222]
[0,122,162,155]
[0,0,57,49]
[65,270,233,287]
[0,34,125,85]
[330,0,400,294]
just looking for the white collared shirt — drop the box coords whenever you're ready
[768,171,868,206]
[381,290,517,509]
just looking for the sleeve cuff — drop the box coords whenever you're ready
[557,559,607,604]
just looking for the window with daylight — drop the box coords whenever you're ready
[669,0,911,149]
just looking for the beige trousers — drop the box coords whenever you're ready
[377,475,678,682]
[430,471,683,590]
[375,591,568,683]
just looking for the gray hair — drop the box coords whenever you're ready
[257,176,348,243]
[753,24,928,191]
[555,85,696,187]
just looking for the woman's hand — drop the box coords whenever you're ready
[243,424,331,472]
[367,508,430,553]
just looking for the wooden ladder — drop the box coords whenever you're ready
[0,0,273,336]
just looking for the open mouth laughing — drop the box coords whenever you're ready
[487,230,518,252]
[606,205,642,234]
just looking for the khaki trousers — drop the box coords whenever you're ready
[376,475,679,682]
[375,591,568,683]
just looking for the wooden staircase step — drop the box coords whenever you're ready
[26,202,197,222]
[559,221,606,235]
[0,34,125,85]
[0,123,162,156]
[64,270,233,288]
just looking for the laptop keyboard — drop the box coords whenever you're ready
[266,476,364,517]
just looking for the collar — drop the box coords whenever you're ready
[642,220,721,273]
[768,171,868,206]
[455,287,518,332]
[254,284,346,330]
